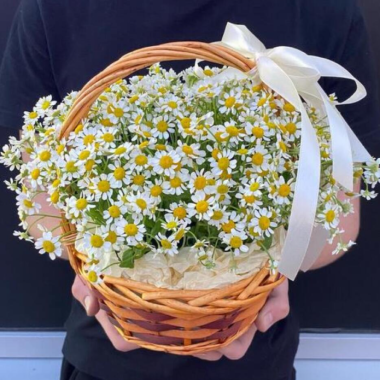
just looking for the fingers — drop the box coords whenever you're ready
[193,323,257,361]
[255,279,290,333]
[218,323,257,360]
[192,350,224,361]
[95,310,140,352]
[71,275,100,316]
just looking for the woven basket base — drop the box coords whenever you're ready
[70,246,285,355]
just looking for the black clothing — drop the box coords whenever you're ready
[1,1,380,380]
[60,357,297,380]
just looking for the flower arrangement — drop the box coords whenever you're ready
[2,61,380,287]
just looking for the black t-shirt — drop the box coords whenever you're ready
[1,1,380,380]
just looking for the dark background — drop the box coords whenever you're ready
[0,0,379,331]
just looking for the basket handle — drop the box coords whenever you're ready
[59,41,255,139]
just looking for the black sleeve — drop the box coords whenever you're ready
[0,0,61,130]
[322,1,380,157]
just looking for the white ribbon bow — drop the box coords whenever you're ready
[195,22,371,280]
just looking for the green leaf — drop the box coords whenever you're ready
[258,234,273,251]
[120,249,135,268]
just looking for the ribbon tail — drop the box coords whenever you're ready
[300,224,330,272]
[278,107,321,281]
[345,125,372,162]
[316,86,354,191]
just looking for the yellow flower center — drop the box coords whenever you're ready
[259,216,270,230]
[31,168,40,180]
[157,120,168,132]
[39,151,51,162]
[230,236,243,249]
[23,199,33,208]
[173,207,186,219]
[222,220,235,233]
[124,224,138,236]
[135,155,148,166]
[161,239,172,249]
[88,271,98,283]
[105,231,117,244]
[194,176,207,190]
[196,200,209,214]
[170,177,182,188]
[155,144,166,151]
[325,210,336,223]
[136,199,147,210]
[250,183,260,192]
[182,145,193,155]
[278,184,291,197]
[167,221,177,229]
[252,127,264,138]
[98,180,110,193]
[226,126,240,137]
[85,159,95,171]
[285,122,297,134]
[217,184,229,194]
[257,97,267,107]
[103,133,114,142]
[79,150,90,160]
[225,96,236,108]
[108,205,121,218]
[244,195,256,204]
[114,108,124,118]
[150,185,163,197]
[56,144,65,154]
[113,167,125,180]
[100,118,113,127]
[212,210,224,221]
[114,146,126,155]
[41,100,50,110]
[42,240,55,253]
[168,101,177,109]
[218,157,230,170]
[129,95,139,104]
[83,134,95,145]
[66,161,77,173]
[50,192,59,204]
[133,175,145,186]
[159,155,173,169]
[29,112,38,119]
[90,235,104,248]
[76,198,88,210]
[283,103,296,112]
[252,153,264,166]
[279,141,287,152]
[181,118,191,128]
[237,148,248,155]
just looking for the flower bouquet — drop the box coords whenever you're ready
[1,22,380,355]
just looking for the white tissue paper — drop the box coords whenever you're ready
[76,227,285,290]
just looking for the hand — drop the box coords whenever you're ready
[71,275,140,352]
[193,278,290,361]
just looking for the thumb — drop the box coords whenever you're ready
[255,279,289,333]
[71,275,100,316]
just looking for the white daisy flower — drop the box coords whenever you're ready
[116,219,146,245]
[187,193,215,221]
[188,169,215,196]
[156,233,179,256]
[209,149,237,176]
[250,208,277,237]
[150,150,181,177]
[35,232,62,260]
[223,229,249,256]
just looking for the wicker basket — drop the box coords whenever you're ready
[59,41,286,355]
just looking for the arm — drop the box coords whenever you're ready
[308,180,361,270]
